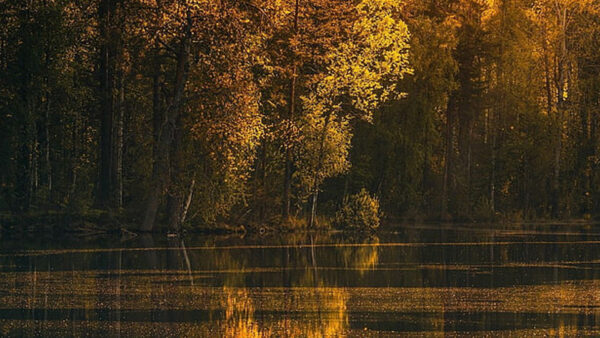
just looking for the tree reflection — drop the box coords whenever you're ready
[215,232,377,336]
[4,228,600,336]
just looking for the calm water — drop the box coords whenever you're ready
[1,223,600,336]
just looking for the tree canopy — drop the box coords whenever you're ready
[2,0,600,231]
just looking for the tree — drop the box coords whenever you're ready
[138,0,267,231]
[300,0,412,227]
[96,0,126,209]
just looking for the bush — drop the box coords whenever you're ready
[335,189,381,230]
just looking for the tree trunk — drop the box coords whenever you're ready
[490,109,497,213]
[552,5,568,218]
[257,143,267,220]
[97,0,115,208]
[467,121,473,206]
[142,185,161,232]
[167,193,182,233]
[44,96,52,198]
[441,103,454,219]
[283,149,293,218]
[309,188,319,228]
[283,0,300,219]
[283,67,297,219]
[308,112,332,228]
[15,79,34,213]
[152,44,163,158]
[181,179,195,225]
[167,114,184,232]
[43,27,52,200]
[112,67,124,209]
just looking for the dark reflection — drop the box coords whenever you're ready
[1,224,600,336]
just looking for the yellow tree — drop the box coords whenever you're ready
[300,0,412,226]
[261,0,355,220]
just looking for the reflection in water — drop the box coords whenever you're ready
[1,224,600,336]
[223,287,264,337]
[221,286,348,337]
[220,233,353,337]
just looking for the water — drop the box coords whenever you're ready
[1,223,600,336]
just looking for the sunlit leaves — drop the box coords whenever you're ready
[297,0,412,200]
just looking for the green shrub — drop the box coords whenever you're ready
[335,189,381,230]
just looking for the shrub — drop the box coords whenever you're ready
[335,189,381,230]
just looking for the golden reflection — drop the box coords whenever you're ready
[220,286,348,337]
[2,232,600,336]
[340,235,379,275]
[223,288,266,337]
[2,271,600,336]
[217,232,354,337]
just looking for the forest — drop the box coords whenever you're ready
[1,0,600,232]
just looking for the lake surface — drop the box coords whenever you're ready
[1,223,600,336]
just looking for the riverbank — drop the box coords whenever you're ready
[0,211,335,237]
[2,210,598,239]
